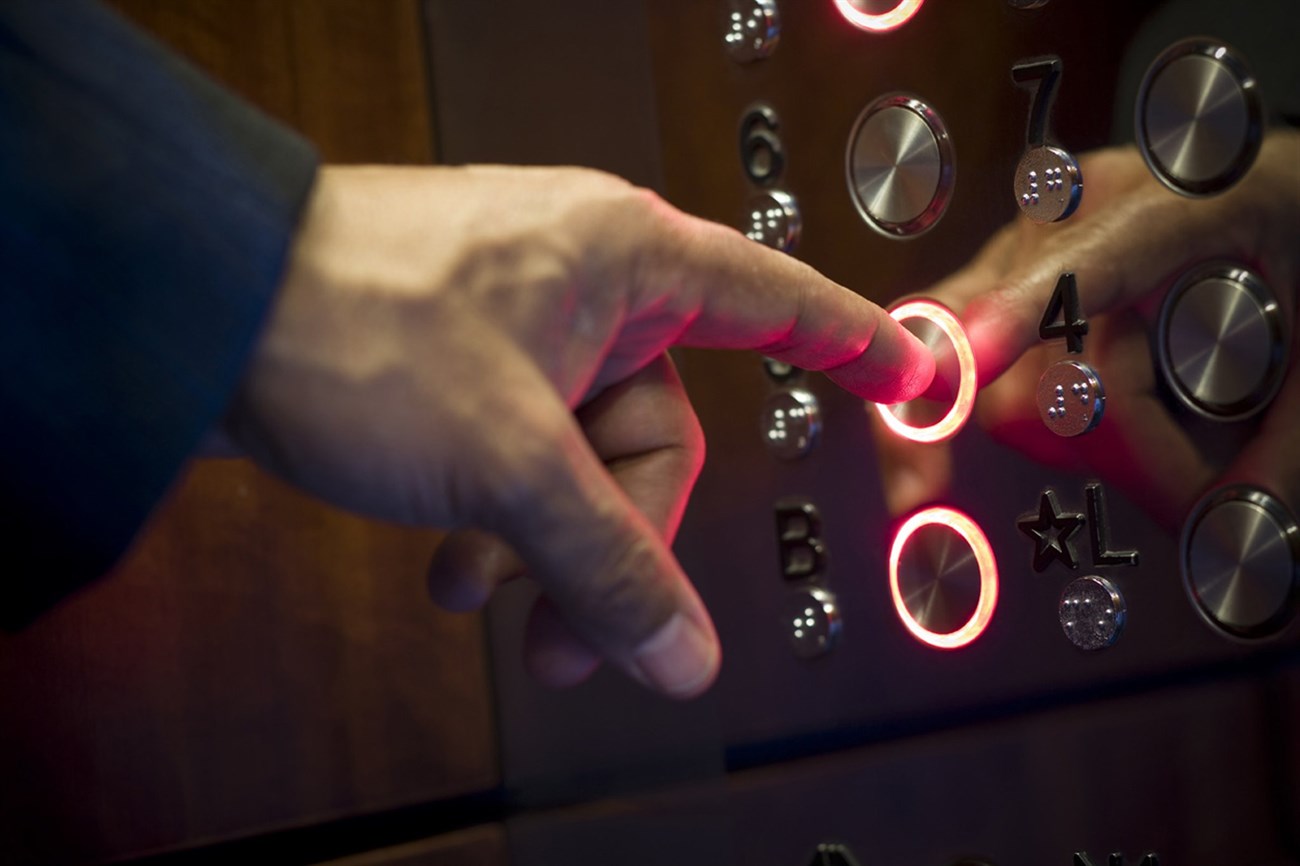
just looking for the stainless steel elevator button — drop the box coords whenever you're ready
[724,0,780,64]
[761,388,821,459]
[783,587,842,660]
[1036,359,1105,437]
[742,189,802,253]
[1156,263,1287,421]
[833,0,925,32]
[1136,38,1262,196]
[876,300,975,443]
[1060,576,1126,650]
[1182,485,1300,640]
[846,94,954,238]
[1014,145,1082,223]
[889,507,999,649]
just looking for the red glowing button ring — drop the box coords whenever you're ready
[834,0,926,32]
[874,299,976,443]
[889,507,999,650]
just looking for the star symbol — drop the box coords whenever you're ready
[1018,488,1085,572]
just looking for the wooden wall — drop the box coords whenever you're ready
[0,3,501,863]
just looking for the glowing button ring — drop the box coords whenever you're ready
[889,507,999,650]
[874,299,976,443]
[834,0,925,32]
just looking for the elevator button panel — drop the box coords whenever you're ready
[1182,485,1300,640]
[1136,38,1262,196]
[846,94,954,239]
[1156,262,1287,421]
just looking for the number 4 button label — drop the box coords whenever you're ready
[1040,271,1089,354]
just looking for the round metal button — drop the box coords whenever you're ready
[1182,485,1300,640]
[1059,576,1126,651]
[1014,145,1082,224]
[742,189,802,253]
[761,388,821,459]
[724,0,780,64]
[1036,359,1105,437]
[846,94,954,238]
[783,588,841,660]
[1156,263,1287,421]
[889,507,999,649]
[876,300,976,444]
[833,0,926,32]
[1136,38,1262,196]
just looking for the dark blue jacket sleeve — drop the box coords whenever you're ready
[0,0,318,626]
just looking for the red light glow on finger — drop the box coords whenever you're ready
[889,507,999,650]
[833,0,926,32]
[875,299,975,443]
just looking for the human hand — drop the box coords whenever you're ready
[879,130,1300,530]
[222,164,934,698]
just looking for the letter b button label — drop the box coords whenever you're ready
[775,498,827,580]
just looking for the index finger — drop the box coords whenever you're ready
[642,208,936,404]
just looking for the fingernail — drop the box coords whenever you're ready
[632,613,718,698]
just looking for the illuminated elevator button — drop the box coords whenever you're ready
[875,300,975,443]
[846,94,953,238]
[1036,359,1105,437]
[1060,576,1126,650]
[1156,263,1287,421]
[761,388,821,459]
[742,189,802,253]
[1136,38,1261,196]
[783,587,842,660]
[889,507,999,649]
[833,0,925,32]
[724,0,781,64]
[1182,485,1300,640]
[1014,145,1082,224]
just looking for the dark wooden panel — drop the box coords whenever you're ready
[0,3,496,864]
[110,0,437,164]
[316,825,508,866]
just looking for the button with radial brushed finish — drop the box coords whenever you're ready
[1136,38,1262,196]
[1157,263,1287,421]
[846,94,954,238]
[1182,485,1300,640]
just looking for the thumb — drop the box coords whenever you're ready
[465,359,719,699]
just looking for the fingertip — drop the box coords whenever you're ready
[628,611,721,700]
[825,312,937,404]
